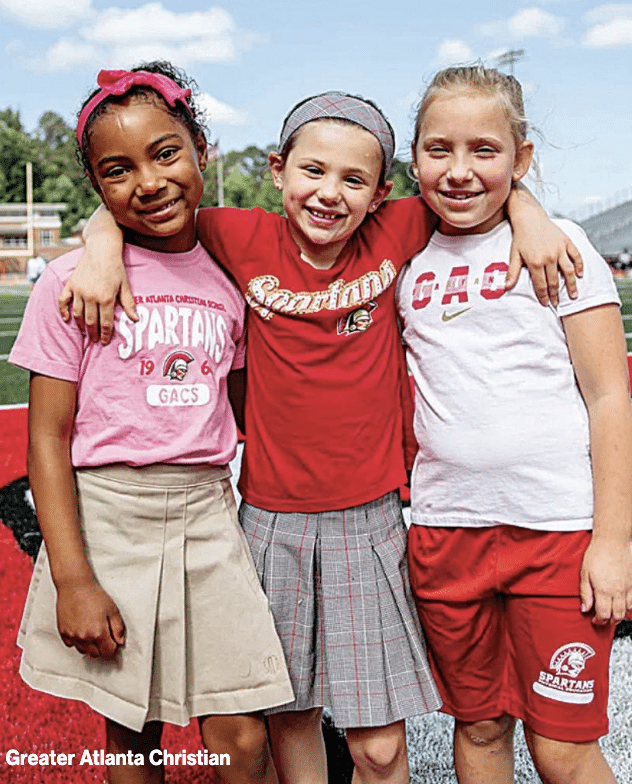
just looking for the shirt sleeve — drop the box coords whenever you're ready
[375,197,435,261]
[554,220,621,317]
[196,207,277,289]
[9,264,84,382]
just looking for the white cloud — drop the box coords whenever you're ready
[436,39,476,65]
[198,92,248,126]
[478,7,565,39]
[0,0,91,28]
[37,3,252,71]
[583,3,632,46]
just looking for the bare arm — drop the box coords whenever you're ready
[227,367,246,435]
[506,183,583,307]
[28,373,125,656]
[58,206,134,344]
[563,304,632,624]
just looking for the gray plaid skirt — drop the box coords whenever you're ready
[239,492,441,729]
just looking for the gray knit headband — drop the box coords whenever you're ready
[278,91,395,173]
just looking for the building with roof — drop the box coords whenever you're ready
[0,202,80,274]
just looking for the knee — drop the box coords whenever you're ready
[528,734,602,783]
[347,724,406,777]
[456,715,515,749]
[269,707,323,739]
[200,714,269,761]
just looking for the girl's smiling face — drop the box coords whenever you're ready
[269,120,392,268]
[413,90,533,236]
[87,96,207,254]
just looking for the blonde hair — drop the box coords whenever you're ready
[413,65,529,152]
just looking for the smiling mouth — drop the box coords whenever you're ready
[440,191,482,202]
[140,197,180,216]
[305,206,345,222]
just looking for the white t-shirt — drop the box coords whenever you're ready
[396,219,620,531]
[10,242,245,468]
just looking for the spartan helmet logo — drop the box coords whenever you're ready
[550,642,595,678]
[338,301,377,335]
[163,351,195,381]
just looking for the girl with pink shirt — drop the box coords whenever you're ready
[9,61,293,784]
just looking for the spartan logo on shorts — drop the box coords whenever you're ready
[532,642,596,704]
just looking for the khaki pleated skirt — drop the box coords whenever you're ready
[18,463,294,731]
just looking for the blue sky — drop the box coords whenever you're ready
[1,0,631,217]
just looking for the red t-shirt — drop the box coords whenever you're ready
[197,197,433,512]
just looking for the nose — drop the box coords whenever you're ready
[317,174,342,204]
[447,154,473,184]
[135,165,167,196]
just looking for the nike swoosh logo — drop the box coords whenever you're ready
[442,307,471,322]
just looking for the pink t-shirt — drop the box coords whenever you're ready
[10,242,245,468]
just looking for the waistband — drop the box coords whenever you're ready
[77,463,231,488]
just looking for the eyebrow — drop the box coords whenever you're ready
[96,133,183,169]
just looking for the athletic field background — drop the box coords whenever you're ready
[1,278,631,783]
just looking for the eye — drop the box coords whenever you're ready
[102,164,128,179]
[475,144,497,156]
[426,144,449,157]
[344,175,365,187]
[157,146,179,162]
[303,165,323,176]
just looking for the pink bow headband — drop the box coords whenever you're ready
[76,69,193,146]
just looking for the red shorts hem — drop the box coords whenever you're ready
[439,703,609,743]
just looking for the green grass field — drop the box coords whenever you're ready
[0,286,30,406]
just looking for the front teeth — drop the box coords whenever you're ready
[310,208,339,219]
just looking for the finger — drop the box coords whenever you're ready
[558,255,578,300]
[109,612,126,647]
[505,247,522,291]
[530,268,550,306]
[567,241,584,278]
[544,262,559,309]
[591,593,611,625]
[97,633,119,660]
[70,294,87,333]
[83,301,100,343]
[99,302,115,346]
[58,285,73,322]
[611,592,627,624]
[579,572,593,614]
[82,642,102,658]
[120,281,138,323]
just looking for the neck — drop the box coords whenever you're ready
[289,225,347,270]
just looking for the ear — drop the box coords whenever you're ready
[411,144,420,182]
[268,151,284,190]
[512,140,534,182]
[195,133,208,173]
[367,180,394,214]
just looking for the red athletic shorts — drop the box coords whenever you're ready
[408,525,617,742]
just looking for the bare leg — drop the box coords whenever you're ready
[105,719,164,784]
[267,708,327,784]
[199,713,278,784]
[453,716,515,784]
[525,727,618,784]
[346,721,408,784]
